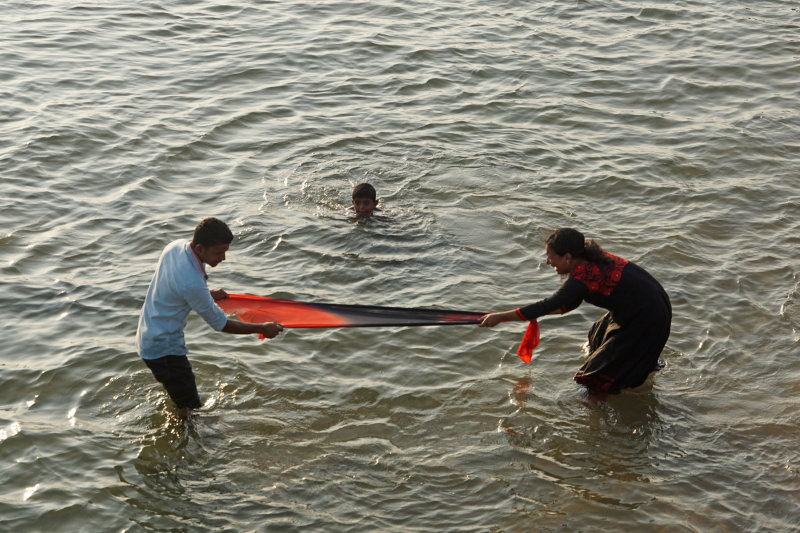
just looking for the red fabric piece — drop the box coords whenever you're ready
[516,319,540,364]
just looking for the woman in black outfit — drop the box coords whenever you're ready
[480,228,671,394]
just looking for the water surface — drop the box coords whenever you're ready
[1,1,799,531]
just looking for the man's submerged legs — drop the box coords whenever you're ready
[144,355,202,409]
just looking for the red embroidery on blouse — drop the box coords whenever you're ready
[571,252,628,296]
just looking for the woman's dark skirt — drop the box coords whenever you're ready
[574,303,671,393]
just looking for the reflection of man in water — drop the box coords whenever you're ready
[135,217,282,409]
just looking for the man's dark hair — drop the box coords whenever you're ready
[192,217,233,247]
[352,183,377,201]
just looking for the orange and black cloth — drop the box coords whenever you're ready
[217,294,486,334]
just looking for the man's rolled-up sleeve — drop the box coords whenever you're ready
[185,284,228,331]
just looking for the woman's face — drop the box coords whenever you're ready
[545,245,573,276]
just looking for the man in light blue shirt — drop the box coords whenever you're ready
[136,217,283,409]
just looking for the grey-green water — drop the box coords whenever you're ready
[2,1,799,531]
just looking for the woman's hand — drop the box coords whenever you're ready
[479,313,505,327]
[479,310,523,327]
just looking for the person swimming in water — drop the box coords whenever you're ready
[351,183,381,217]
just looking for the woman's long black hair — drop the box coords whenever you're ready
[545,228,612,265]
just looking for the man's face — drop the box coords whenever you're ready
[194,243,229,267]
[352,197,378,217]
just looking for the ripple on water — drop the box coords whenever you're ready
[1,0,799,531]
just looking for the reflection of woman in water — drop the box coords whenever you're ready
[480,228,672,395]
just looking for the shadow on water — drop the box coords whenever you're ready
[132,404,201,494]
[113,401,232,530]
[496,373,668,526]
[502,372,664,451]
